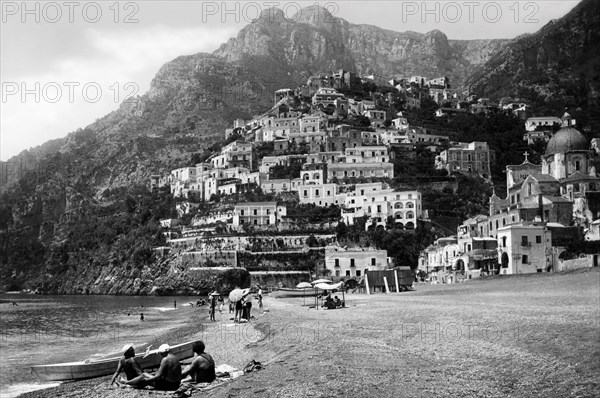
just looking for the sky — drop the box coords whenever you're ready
[0,0,581,160]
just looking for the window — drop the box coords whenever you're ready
[315,189,320,197]
[241,210,245,216]
[335,270,340,276]
[266,209,270,215]
[335,259,340,267]
[502,236,507,247]
[253,209,258,216]
[345,270,351,276]
[303,190,308,197]
[522,236,528,245]
[350,259,355,267]
[371,258,376,266]
[253,219,258,225]
[536,236,542,244]
[522,255,528,264]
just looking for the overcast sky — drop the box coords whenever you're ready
[0,0,580,160]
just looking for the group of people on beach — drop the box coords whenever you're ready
[323,294,343,310]
[230,285,262,323]
[110,340,215,391]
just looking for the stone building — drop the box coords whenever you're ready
[436,141,491,177]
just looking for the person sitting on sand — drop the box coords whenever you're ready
[143,344,182,391]
[324,295,336,310]
[181,340,216,384]
[110,344,146,388]
[334,296,342,308]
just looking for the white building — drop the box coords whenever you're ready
[325,245,389,277]
[344,146,389,163]
[232,202,287,229]
[299,183,338,207]
[497,224,552,274]
[525,117,562,132]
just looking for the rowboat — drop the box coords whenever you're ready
[31,341,195,382]
[271,288,314,298]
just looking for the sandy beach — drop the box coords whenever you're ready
[19,268,600,398]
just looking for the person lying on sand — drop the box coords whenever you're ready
[110,344,147,388]
[181,340,216,383]
[143,344,182,391]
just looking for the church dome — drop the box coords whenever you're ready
[545,126,588,155]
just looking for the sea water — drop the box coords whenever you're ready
[0,294,202,397]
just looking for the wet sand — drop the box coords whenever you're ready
[19,269,600,397]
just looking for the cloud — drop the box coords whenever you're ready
[1,24,236,160]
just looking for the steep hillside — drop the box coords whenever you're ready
[468,0,600,120]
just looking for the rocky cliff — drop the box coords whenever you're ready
[214,6,508,88]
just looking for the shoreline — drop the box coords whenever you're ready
[16,303,265,398]
[15,269,600,397]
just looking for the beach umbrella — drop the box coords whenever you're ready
[296,282,313,306]
[229,288,249,303]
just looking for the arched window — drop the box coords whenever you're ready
[405,211,414,219]
[406,202,414,208]
[394,203,403,209]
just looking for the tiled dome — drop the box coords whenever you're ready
[545,127,588,155]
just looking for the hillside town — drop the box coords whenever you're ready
[148,70,599,288]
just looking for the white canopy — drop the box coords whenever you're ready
[313,282,344,291]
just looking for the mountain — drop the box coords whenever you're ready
[214,6,508,87]
[1,6,509,195]
[468,0,600,120]
[1,4,587,293]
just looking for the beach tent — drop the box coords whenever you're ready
[296,282,313,305]
[311,279,332,285]
[313,282,345,309]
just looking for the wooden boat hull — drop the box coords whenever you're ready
[31,341,194,382]
[271,288,314,298]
